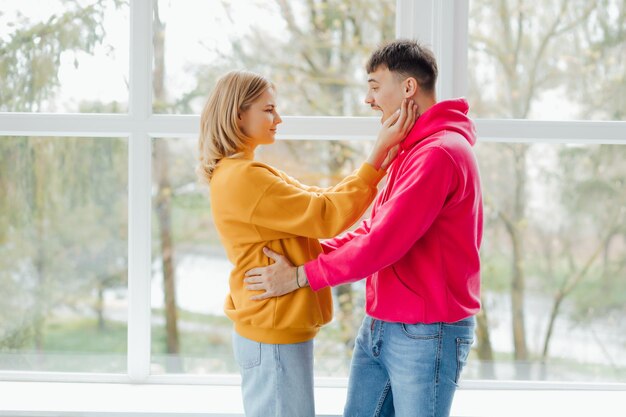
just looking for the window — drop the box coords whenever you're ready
[0,136,128,373]
[0,0,129,113]
[466,0,626,383]
[468,0,625,121]
[149,137,237,375]
[1,2,625,415]
[153,0,395,115]
[470,141,626,382]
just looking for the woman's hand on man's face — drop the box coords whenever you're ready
[377,98,417,150]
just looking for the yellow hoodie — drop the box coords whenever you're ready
[209,154,385,344]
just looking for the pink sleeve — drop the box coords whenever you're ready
[320,218,371,254]
[305,148,457,291]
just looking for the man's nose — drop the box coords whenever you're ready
[364,94,374,104]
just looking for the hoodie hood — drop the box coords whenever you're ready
[401,98,476,151]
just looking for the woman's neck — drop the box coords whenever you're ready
[228,147,255,160]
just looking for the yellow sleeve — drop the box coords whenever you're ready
[275,170,328,193]
[250,163,385,239]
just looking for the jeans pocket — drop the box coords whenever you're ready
[447,316,476,327]
[234,334,262,370]
[401,322,440,339]
[455,337,473,384]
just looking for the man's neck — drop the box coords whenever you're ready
[413,94,437,117]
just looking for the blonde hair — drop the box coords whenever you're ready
[197,70,272,183]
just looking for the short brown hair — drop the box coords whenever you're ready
[366,39,438,93]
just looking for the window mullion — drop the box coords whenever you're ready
[476,119,626,144]
[433,0,469,99]
[395,1,470,100]
[396,0,433,41]
[127,0,154,383]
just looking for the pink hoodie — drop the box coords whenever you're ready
[304,98,483,323]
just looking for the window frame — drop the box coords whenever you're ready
[0,0,624,396]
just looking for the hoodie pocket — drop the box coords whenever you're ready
[373,266,425,323]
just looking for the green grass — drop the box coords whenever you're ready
[42,318,127,353]
[152,308,231,326]
[37,310,233,356]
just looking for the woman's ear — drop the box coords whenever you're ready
[236,111,245,130]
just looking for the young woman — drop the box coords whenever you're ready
[197,70,415,417]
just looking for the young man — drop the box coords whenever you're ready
[245,39,483,417]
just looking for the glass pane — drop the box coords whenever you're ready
[150,137,236,374]
[470,141,626,382]
[468,0,625,121]
[0,0,129,113]
[152,0,395,115]
[259,140,374,377]
[149,138,374,375]
[0,136,128,372]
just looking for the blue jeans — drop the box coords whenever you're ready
[232,332,315,417]
[344,316,475,417]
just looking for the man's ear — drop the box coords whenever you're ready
[403,77,418,97]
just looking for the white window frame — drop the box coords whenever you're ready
[0,0,625,415]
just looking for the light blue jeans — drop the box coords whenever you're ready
[344,316,475,417]
[232,332,315,417]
